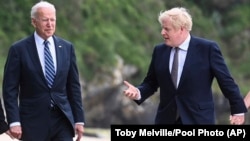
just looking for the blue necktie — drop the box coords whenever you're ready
[44,40,55,88]
[44,40,56,107]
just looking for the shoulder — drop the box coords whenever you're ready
[11,35,34,47]
[154,43,171,50]
[8,35,34,53]
[190,35,222,55]
[150,43,171,57]
[53,35,73,46]
[191,35,218,46]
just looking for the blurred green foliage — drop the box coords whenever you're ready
[0,0,249,95]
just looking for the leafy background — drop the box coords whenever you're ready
[0,0,250,133]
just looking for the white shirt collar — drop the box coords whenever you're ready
[178,34,191,51]
[34,32,53,46]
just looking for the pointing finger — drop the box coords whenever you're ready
[123,81,131,87]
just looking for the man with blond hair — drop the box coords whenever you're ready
[123,7,247,125]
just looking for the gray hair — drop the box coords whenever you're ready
[31,1,56,19]
[158,7,192,31]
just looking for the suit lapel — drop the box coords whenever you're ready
[52,36,64,83]
[178,37,200,88]
[162,45,175,88]
[166,46,172,76]
[27,35,47,83]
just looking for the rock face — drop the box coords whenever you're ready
[84,85,157,128]
[83,85,249,127]
[82,56,157,127]
[82,56,250,127]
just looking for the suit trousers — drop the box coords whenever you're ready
[47,106,74,141]
[174,117,182,125]
[21,106,73,141]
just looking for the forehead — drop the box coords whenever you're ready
[36,7,56,18]
[161,18,172,28]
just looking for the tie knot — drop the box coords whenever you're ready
[44,40,49,47]
[174,47,179,53]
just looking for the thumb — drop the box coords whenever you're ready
[76,136,81,141]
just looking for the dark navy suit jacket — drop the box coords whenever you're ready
[3,34,84,139]
[135,35,247,124]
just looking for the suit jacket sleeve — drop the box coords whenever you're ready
[210,42,247,114]
[67,44,85,123]
[136,45,161,105]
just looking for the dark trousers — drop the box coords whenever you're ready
[174,117,182,124]
[20,107,74,141]
[47,106,74,141]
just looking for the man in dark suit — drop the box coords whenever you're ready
[123,7,247,125]
[3,1,85,141]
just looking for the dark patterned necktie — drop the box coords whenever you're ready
[171,47,180,121]
[44,40,56,107]
[44,40,55,88]
[171,47,179,89]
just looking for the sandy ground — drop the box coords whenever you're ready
[0,133,110,141]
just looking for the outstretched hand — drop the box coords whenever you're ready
[123,81,139,100]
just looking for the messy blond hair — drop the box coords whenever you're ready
[158,7,192,31]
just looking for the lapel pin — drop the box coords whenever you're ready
[59,45,62,48]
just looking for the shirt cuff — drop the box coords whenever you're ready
[10,122,21,127]
[135,88,141,100]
